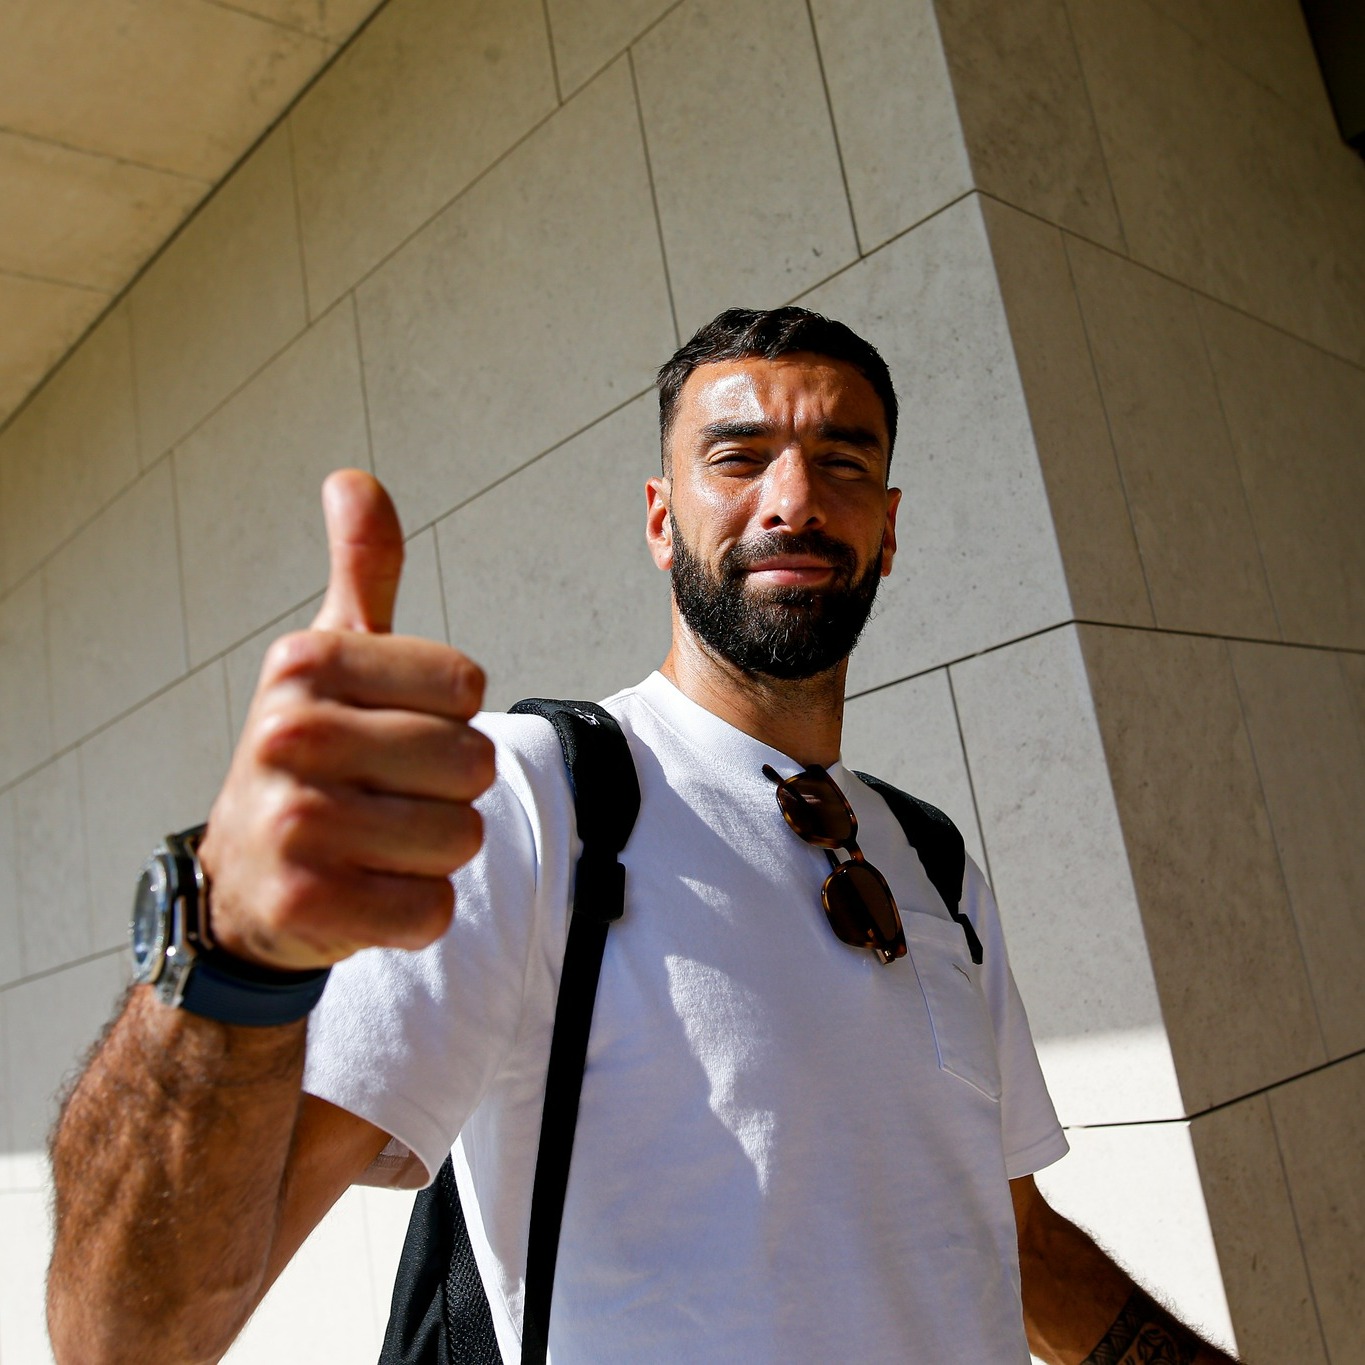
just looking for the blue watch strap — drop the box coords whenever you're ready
[179,952,331,1027]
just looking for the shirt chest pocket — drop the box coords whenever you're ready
[903,912,1002,1102]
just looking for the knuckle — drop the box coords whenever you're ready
[253,704,331,771]
[263,630,340,687]
[447,653,486,711]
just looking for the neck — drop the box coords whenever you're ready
[659,612,847,767]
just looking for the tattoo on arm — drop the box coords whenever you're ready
[1083,1289,1201,1364]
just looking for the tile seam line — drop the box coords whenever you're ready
[0,126,216,184]
[845,619,1363,707]
[944,668,994,888]
[0,266,111,295]
[1264,1097,1333,1358]
[1064,1041,1365,1130]
[1132,0,1341,143]
[1055,221,1158,624]
[558,0,689,100]
[6,611,1356,800]
[202,0,349,44]
[1190,295,1287,642]
[295,53,620,324]
[627,48,681,349]
[0,0,396,446]
[1224,640,1331,1056]
[0,944,125,994]
[1058,0,1131,258]
[803,0,864,259]
[974,188,1365,380]
[539,0,563,105]
[0,385,661,797]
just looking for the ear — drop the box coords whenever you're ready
[645,476,674,571]
[880,487,901,577]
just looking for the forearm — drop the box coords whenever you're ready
[47,986,307,1365]
[1016,1182,1238,1364]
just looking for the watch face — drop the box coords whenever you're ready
[130,856,171,984]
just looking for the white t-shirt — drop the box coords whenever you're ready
[304,672,1067,1363]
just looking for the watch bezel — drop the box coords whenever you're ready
[130,853,173,986]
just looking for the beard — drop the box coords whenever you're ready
[669,514,884,681]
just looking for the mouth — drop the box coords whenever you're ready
[743,556,838,588]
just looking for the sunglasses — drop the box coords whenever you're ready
[763,763,907,965]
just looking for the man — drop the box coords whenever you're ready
[48,309,1236,1363]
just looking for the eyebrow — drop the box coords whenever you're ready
[697,419,885,453]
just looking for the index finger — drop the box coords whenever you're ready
[264,629,487,720]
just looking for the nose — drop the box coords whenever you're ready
[758,451,824,532]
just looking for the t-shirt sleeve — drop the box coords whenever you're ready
[302,713,573,1189]
[962,855,1070,1180]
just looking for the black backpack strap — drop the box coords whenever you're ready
[379,699,639,1365]
[510,699,639,1364]
[852,772,982,966]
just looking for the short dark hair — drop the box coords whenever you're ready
[655,306,898,471]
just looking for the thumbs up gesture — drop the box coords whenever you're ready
[197,470,494,972]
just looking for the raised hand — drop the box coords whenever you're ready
[198,469,494,971]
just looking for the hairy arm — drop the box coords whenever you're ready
[47,987,388,1364]
[1012,1176,1239,1365]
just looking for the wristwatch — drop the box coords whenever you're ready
[130,824,330,1026]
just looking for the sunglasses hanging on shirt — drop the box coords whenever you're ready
[763,763,907,965]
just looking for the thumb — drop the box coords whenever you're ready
[312,469,405,633]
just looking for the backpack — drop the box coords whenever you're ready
[378,700,978,1365]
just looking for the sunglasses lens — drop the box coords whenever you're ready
[822,862,903,956]
[776,772,856,847]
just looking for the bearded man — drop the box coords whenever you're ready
[49,308,1236,1364]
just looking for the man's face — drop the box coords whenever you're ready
[645,354,900,680]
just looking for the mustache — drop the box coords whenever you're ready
[722,530,860,581]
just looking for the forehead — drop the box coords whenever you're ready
[673,353,888,446]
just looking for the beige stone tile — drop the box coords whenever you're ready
[843,669,986,874]
[0,952,126,1156]
[0,305,141,588]
[933,0,1124,249]
[221,0,381,43]
[1269,1054,1365,1361]
[356,58,673,530]
[44,462,187,748]
[130,127,308,462]
[1230,642,1365,1058]
[436,393,670,709]
[1067,0,1365,368]
[1036,1121,1235,1352]
[1080,626,1325,1110]
[810,0,972,252]
[0,0,331,180]
[1191,1093,1328,1364]
[224,1185,381,1361]
[546,0,674,95]
[0,790,20,985]
[633,0,858,336]
[1198,299,1365,651]
[174,304,369,666]
[0,575,52,787]
[952,626,1182,1126]
[1067,239,1278,639]
[0,130,207,293]
[0,1188,57,1364]
[223,597,321,743]
[1342,653,1365,743]
[393,527,449,644]
[981,199,1152,627]
[0,272,109,431]
[12,754,92,976]
[801,199,1071,690]
[291,0,557,315]
[1144,0,1335,132]
[79,667,232,954]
